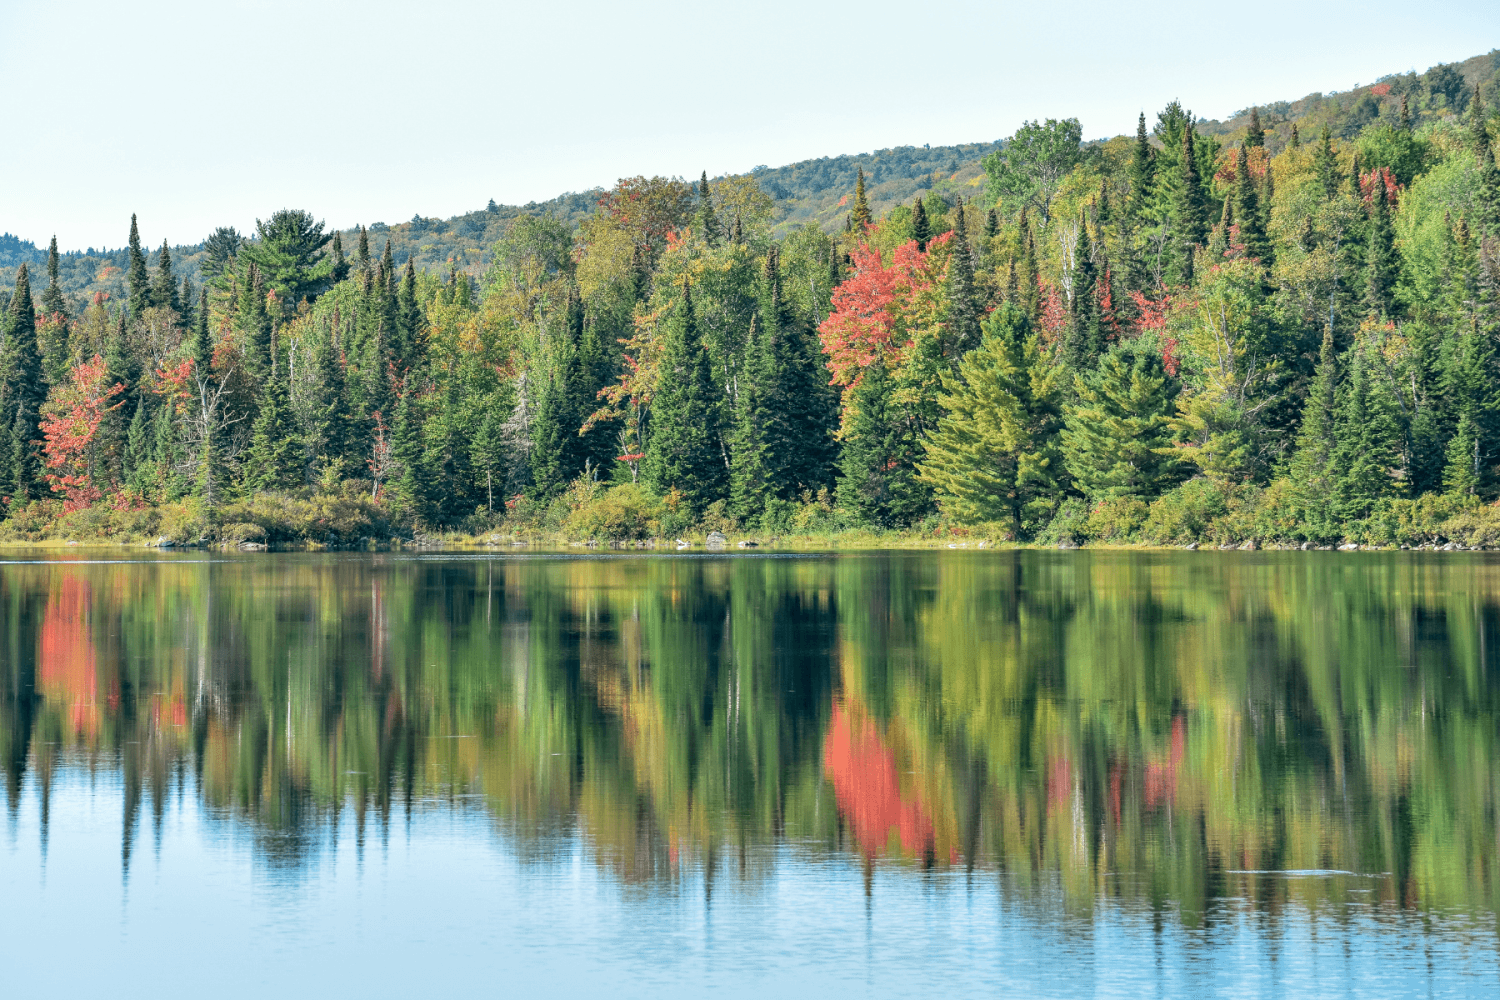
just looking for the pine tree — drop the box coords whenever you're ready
[1063,216,1102,371]
[912,196,930,251]
[6,403,38,504]
[330,231,350,284]
[836,355,928,527]
[1129,112,1155,217]
[695,171,722,246]
[179,276,195,330]
[150,398,188,501]
[1330,345,1401,517]
[1289,325,1340,538]
[1245,107,1265,148]
[309,331,354,476]
[127,214,150,316]
[42,236,65,318]
[396,258,422,372]
[1400,95,1413,133]
[1468,87,1500,237]
[528,364,570,502]
[984,208,999,243]
[152,240,179,312]
[728,316,773,524]
[1234,146,1272,265]
[389,390,429,519]
[757,249,839,498]
[239,262,272,380]
[642,282,727,514]
[1017,208,1040,320]
[1290,123,1301,149]
[240,369,301,495]
[4,264,42,409]
[1172,127,1209,282]
[1316,126,1340,201]
[918,303,1065,535]
[946,204,980,354]
[852,167,871,229]
[1364,176,1397,318]
[124,397,153,491]
[1061,338,1181,500]
[357,225,371,277]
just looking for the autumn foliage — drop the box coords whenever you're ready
[39,354,124,512]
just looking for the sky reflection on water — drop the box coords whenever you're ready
[2,550,1499,996]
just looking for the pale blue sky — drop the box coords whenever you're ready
[3,0,1495,251]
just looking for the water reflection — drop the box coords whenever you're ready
[3,550,1499,927]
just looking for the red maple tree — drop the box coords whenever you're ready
[39,354,124,512]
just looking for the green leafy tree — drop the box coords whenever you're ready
[983,117,1083,224]
[918,303,1066,535]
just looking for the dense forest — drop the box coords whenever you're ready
[1,51,1499,546]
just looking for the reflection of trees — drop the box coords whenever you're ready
[0,551,1497,917]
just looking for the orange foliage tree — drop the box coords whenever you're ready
[39,354,124,511]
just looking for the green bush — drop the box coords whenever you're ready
[1037,497,1089,546]
[564,483,660,539]
[1085,498,1148,542]
[1139,478,1231,545]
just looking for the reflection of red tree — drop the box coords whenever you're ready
[822,703,934,857]
[39,576,108,737]
[1144,715,1186,809]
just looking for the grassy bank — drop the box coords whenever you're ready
[6,477,1500,552]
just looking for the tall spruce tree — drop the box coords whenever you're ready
[310,330,355,477]
[946,204,981,354]
[728,315,773,524]
[1316,126,1340,201]
[1330,345,1402,517]
[1364,176,1397,318]
[330,231,350,284]
[152,240,179,312]
[852,167,871,229]
[836,355,928,527]
[42,236,65,318]
[1172,126,1209,283]
[757,248,839,498]
[695,171,722,246]
[3,265,42,503]
[239,262,272,380]
[1063,216,1102,371]
[1288,325,1341,539]
[389,390,430,519]
[1234,146,1272,265]
[127,214,150,316]
[240,367,300,495]
[642,282,727,514]
[912,196,931,251]
[1129,112,1155,217]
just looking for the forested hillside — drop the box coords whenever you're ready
[0,49,1499,547]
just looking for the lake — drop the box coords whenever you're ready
[2,549,1497,997]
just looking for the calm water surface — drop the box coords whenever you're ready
[2,549,1498,997]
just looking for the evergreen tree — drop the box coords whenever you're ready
[309,330,355,477]
[1468,88,1500,237]
[124,397,153,491]
[1172,126,1209,282]
[1316,126,1339,200]
[836,355,928,527]
[150,398,188,500]
[1245,107,1265,148]
[1017,209,1040,320]
[642,282,727,514]
[396,258,422,372]
[1330,345,1401,518]
[42,236,65,318]
[1063,216,1102,371]
[240,369,301,495]
[1364,176,1397,318]
[912,196,930,251]
[389,390,430,520]
[984,208,999,243]
[239,262,272,379]
[1061,338,1181,500]
[6,403,38,504]
[946,204,980,354]
[4,265,42,410]
[330,231,350,284]
[179,276,195,330]
[852,167,871,229]
[1289,123,1301,149]
[529,364,571,502]
[152,239,179,312]
[357,225,371,277]
[918,303,1065,535]
[127,214,149,316]
[757,248,839,498]
[1234,146,1272,265]
[1288,325,1341,538]
[1400,95,1413,133]
[695,171,722,246]
[1128,112,1155,216]
[728,316,773,524]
